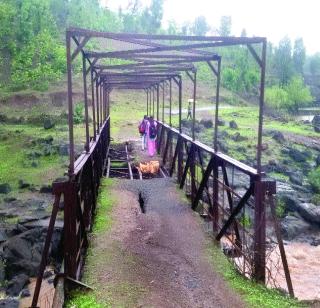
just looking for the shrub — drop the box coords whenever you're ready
[308,167,320,193]
[266,76,313,113]
[73,103,85,124]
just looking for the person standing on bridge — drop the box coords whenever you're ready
[138,115,148,151]
[147,116,157,157]
[187,99,193,120]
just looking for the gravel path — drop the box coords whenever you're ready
[90,178,244,307]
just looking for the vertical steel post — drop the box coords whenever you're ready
[100,80,103,126]
[178,76,182,133]
[91,69,96,141]
[82,55,90,152]
[162,82,165,122]
[257,40,267,174]
[169,78,172,127]
[157,84,160,121]
[96,78,100,132]
[253,39,267,283]
[152,87,154,118]
[66,32,75,176]
[192,70,197,141]
[214,58,221,152]
[146,89,149,116]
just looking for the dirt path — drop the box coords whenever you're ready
[84,178,244,307]
[282,131,320,151]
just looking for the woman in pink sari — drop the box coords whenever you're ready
[146,116,157,157]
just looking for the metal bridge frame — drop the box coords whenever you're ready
[31,28,294,307]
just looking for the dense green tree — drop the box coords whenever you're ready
[192,16,209,36]
[274,36,293,86]
[218,16,232,36]
[293,38,306,75]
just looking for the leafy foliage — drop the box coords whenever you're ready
[266,76,313,112]
[308,167,320,193]
[73,103,85,125]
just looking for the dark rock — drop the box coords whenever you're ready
[18,179,31,189]
[3,197,16,202]
[311,238,320,246]
[280,194,300,212]
[312,114,320,133]
[289,173,303,186]
[288,148,308,162]
[271,131,285,143]
[0,299,19,308]
[3,228,62,280]
[181,119,192,129]
[6,224,28,237]
[31,161,39,168]
[21,288,31,298]
[281,214,310,240]
[217,141,228,153]
[231,132,248,142]
[296,203,320,224]
[40,184,52,194]
[6,273,29,296]
[0,183,11,194]
[59,143,69,156]
[48,278,55,284]
[0,258,5,283]
[200,119,213,128]
[217,118,225,126]
[43,117,55,129]
[43,270,54,279]
[316,154,320,167]
[229,120,238,129]
[217,130,229,139]
[194,123,205,133]
[0,230,8,243]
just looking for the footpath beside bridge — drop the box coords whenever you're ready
[30,28,295,307]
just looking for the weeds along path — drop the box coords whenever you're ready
[79,178,244,308]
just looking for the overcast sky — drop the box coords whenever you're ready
[104,0,320,55]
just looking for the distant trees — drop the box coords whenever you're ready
[218,16,232,36]
[192,16,210,36]
[293,38,306,75]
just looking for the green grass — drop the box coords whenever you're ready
[208,244,306,308]
[92,178,116,234]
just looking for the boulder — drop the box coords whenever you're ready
[200,119,213,128]
[316,154,320,167]
[2,228,62,280]
[289,172,303,186]
[6,274,29,296]
[217,118,226,126]
[229,120,238,129]
[296,203,320,224]
[0,257,5,284]
[0,230,8,243]
[0,183,11,194]
[281,214,310,240]
[271,131,285,143]
[18,179,31,189]
[280,194,300,212]
[21,288,31,298]
[312,114,320,133]
[288,148,308,162]
[59,143,69,156]
[40,184,52,194]
[0,299,19,308]
[231,132,248,142]
[43,117,55,129]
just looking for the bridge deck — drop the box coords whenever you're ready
[79,177,244,307]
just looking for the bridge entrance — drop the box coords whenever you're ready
[30,28,295,307]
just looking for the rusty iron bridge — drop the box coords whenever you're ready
[31,28,294,307]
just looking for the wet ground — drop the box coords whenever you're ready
[84,178,244,307]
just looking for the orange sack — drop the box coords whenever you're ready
[139,161,160,174]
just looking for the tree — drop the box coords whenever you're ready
[309,53,320,76]
[192,16,209,36]
[240,28,247,37]
[274,36,293,86]
[141,0,164,34]
[218,16,232,36]
[167,20,178,35]
[293,38,306,75]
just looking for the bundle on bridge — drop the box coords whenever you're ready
[31,27,295,307]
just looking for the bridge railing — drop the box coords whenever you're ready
[156,121,293,294]
[31,117,110,307]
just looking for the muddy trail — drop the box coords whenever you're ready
[85,178,244,308]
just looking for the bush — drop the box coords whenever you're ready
[266,76,313,112]
[308,167,320,193]
[74,103,84,124]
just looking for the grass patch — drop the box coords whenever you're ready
[92,178,116,234]
[66,292,106,308]
[208,244,305,308]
